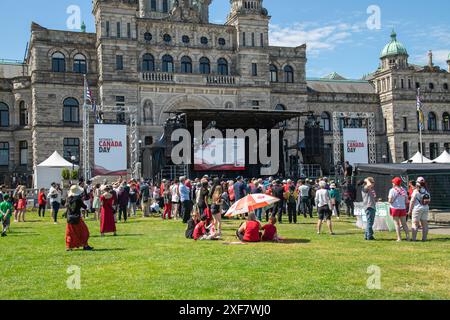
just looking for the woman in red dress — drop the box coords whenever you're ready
[100,186,117,237]
[65,185,93,251]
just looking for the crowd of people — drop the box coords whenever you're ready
[0,170,433,247]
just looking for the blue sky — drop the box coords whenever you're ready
[1,0,450,79]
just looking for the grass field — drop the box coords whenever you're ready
[1,210,449,300]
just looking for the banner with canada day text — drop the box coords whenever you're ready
[94,124,128,176]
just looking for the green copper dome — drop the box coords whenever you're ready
[380,31,408,58]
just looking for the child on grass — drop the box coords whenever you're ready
[186,208,200,239]
[262,217,281,242]
[0,194,13,237]
[193,215,208,241]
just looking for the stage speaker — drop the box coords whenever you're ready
[304,126,324,157]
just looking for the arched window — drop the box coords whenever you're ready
[217,58,228,75]
[142,53,155,72]
[284,65,294,83]
[320,112,332,132]
[0,102,9,127]
[52,52,66,72]
[199,57,210,74]
[73,53,87,74]
[275,104,286,111]
[63,98,79,123]
[19,101,28,126]
[225,102,233,109]
[162,55,174,73]
[428,112,437,131]
[443,112,450,131]
[270,64,278,82]
[143,100,153,124]
[180,56,192,73]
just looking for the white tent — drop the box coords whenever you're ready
[433,151,450,164]
[34,151,79,190]
[402,152,433,164]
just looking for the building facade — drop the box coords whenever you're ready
[0,0,450,185]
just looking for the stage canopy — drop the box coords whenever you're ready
[34,151,78,190]
[167,109,312,129]
[356,163,450,175]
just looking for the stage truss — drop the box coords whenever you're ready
[82,105,140,181]
[332,112,376,170]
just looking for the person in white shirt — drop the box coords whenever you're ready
[315,181,334,235]
[388,177,410,242]
[408,177,431,242]
[48,182,62,224]
[170,179,180,220]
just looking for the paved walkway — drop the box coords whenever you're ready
[428,224,450,236]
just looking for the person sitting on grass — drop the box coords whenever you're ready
[193,215,208,241]
[262,217,281,242]
[0,194,13,237]
[186,208,200,239]
[236,212,262,243]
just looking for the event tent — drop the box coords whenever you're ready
[355,163,450,209]
[402,152,432,164]
[34,151,78,190]
[433,151,450,164]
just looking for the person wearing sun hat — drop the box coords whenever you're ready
[65,185,93,251]
[388,177,410,242]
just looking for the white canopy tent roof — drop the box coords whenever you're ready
[37,151,78,168]
[402,152,433,164]
[34,151,79,190]
[433,151,450,164]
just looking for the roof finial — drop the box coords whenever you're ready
[428,50,433,68]
[390,29,397,40]
[81,21,86,33]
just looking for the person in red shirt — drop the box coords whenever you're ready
[236,212,262,242]
[193,216,208,240]
[262,217,280,242]
[38,188,47,217]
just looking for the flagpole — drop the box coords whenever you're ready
[417,88,424,164]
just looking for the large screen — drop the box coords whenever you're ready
[94,124,128,176]
[194,138,245,171]
[343,128,369,165]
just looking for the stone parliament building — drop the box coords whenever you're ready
[1,0,450,185]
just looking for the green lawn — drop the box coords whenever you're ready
[1,210,449,300]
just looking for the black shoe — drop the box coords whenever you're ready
[1,233,6,237]
[83,246,94,251]
[368,237,376,241]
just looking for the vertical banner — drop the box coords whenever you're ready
[94,124,128,176]
[343,128,369,165]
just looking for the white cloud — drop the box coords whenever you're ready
[269,22,363,55]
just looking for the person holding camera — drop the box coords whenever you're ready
[361,177,377,241]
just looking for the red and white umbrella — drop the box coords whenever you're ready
[225,194,280,217]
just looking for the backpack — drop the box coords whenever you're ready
[420,192,431,206]
[66,197,81,225]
